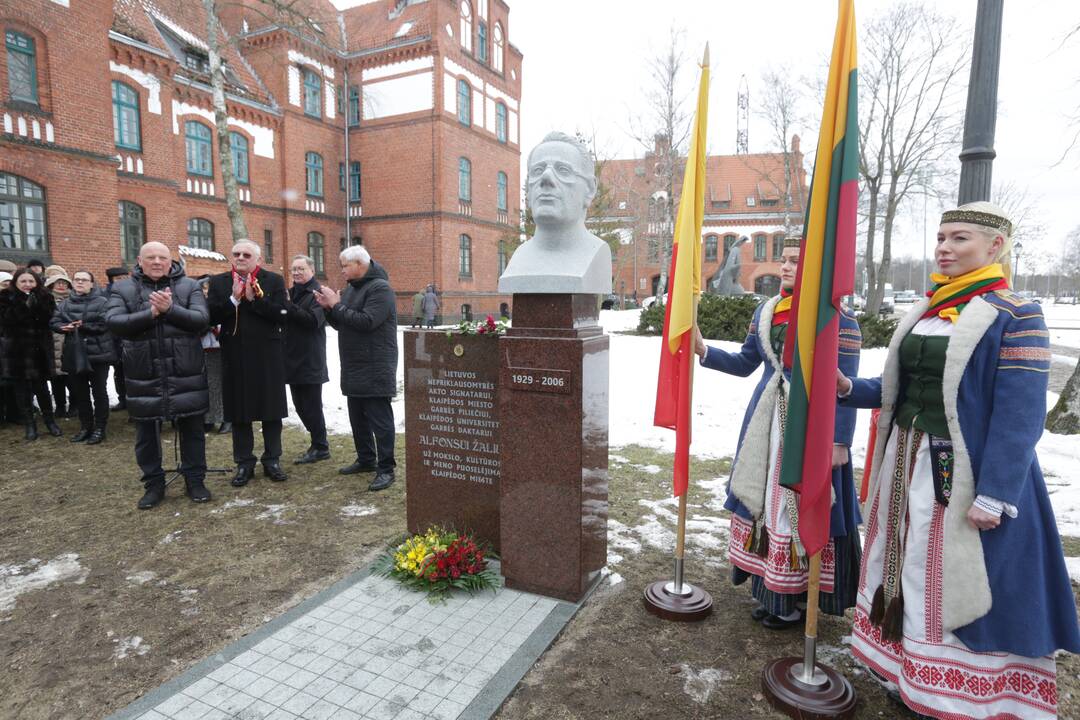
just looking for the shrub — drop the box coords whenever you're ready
[857,313,899,349]
[637,293,761,342]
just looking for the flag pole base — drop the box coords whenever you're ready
[642,579,713,622]
[761,657,857,720]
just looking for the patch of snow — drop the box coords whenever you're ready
[678,664,733,704]
[609,454,630,464]
[159,531,183,545]
[607,550,624,565]
[341,504,378,518]
[126,571,157,585]
[607,520,643,555]
[632,463,662,474]
[608,571,624,586]
[256,504,290,523]
[211,499,256,514]
[1065,557,1080,585]
[0,554,88,613]
[112,635,150,661]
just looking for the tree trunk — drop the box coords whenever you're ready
[204,0,249,244]
[1047,359,1080,435]
[864,180,881,313]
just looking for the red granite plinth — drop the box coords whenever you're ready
[404,331,501,551]
[498,294,608,602]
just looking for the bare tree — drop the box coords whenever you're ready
[859,2,969,314]
[625,26,692,297]
[748,67,807,235]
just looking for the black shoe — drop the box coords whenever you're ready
[294,448,331,465]
[218,422,232,434]
[70,429,91,443]
[185,478,212,503]
[44,419,63,437]
[24,421,38,441]
[231,466,254,487]
[263,461,288,482]
[750,605,769,622]
[86,428,106,445]
[138,481,165,509]
[368,472,395,491]
[110,402,126,412]
[339,460,377,475]
[761,611,804,630]
[54,405,68,418]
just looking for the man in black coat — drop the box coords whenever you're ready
[285,254,330,464]
[207,240,289,486]
[105,266,129,411]
[315,244,397,491]
[105,242,211,508]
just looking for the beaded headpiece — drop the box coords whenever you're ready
[783,235,802,248]
[939,209,1012,237]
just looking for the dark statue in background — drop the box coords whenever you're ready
[709,235,749,296]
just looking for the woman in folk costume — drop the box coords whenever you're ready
[837,202,1080,720]
[693,236,863,629]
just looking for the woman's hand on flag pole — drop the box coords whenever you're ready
[836,368,852,397]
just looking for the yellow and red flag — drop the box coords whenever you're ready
[654,46,709,498]
[779,0,858,557]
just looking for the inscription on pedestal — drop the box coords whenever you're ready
[503,367,572,395]
[405,332,501,550]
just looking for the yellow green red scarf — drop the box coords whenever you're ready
[772,287,793,326]
[923,263,1008,323]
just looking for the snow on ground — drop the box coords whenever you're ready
[0,554,89,614]
[340,504,378,518]
[1043,303,1080,349]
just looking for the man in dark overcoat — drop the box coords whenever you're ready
[315,244,397,491]
[105,242,210,508]
[285,254,330,465]
[207,239,289,486]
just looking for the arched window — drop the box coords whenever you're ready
[493,23,504,73]
[495,102,507,143]
[477,21,488,64]
[184,121,213,176]
[307,231,325,274]
[305,151,323,197]
[229,131,249,185]
[458,157,471,202]
[459,234,472,277]
[187,218,214,250]
[773,232,785,261]
[112,81,141,150]
[459,1,472,52]
[303,68,321,117]
[496,171,507,212]
[457,78,471,126]
[0,173,47,252]
[6,30,38,105]
[753,234,767,261]
[119,201,144,262]
[722,234,737,264]
[704,234,718,262]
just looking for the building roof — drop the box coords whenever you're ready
[339,0,431,55]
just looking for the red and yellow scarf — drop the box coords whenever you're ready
[923,263,1008,323]
[772,287,793,326]
[231,265,265,300]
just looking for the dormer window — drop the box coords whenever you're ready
[184,51,209,74]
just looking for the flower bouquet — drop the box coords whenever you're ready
[374,527,500,602]
[447,314,508,337]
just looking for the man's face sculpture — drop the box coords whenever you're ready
[526,141,593,227]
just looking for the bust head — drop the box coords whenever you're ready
[526,132,597,231]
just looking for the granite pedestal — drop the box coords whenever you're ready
[404,331,501,551]
[498,294,608,602]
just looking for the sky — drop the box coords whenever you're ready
[333,1,1080,270]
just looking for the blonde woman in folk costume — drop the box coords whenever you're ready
[837,202,1080,720]
[694,236,863,629]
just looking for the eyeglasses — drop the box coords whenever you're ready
[73,277,92,283]
[527,160,588,184]
[232,251,254,258]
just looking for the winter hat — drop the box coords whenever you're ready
[0,271,12,284]
[44,264,67,279]
[106,266,130,279]
[0,259,16,273]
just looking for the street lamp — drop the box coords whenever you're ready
[1013,240,1023,291]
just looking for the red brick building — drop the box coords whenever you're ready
[1,0,521,319]
[597,136,808,301]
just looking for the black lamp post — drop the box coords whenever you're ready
[1013,240,1023,292]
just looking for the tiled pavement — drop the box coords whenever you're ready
[108,565,584,720]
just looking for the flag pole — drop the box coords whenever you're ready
[794,552,826,685]
[670,291,697,594]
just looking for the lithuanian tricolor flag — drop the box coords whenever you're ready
[779,0,858,557]
[654,47,709,498]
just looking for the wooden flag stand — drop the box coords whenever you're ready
[644,294,713,622]
[761,552,856,718]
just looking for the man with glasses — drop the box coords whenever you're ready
[498,131,612,295]
[285,254,330,465]
[207,240,289,486]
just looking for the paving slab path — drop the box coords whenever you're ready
[108,564,583,720]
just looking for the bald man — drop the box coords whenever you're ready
[207,240,289,486]
[105,242,211,509]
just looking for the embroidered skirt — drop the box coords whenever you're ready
[851,424,1058,720]
[726,403,860,617]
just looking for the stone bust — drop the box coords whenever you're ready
[498,132,612,295]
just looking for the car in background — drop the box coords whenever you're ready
[641,293,668,309]
[878,283,895,315]
[894,290,919,305]
[1017,290,1042,304]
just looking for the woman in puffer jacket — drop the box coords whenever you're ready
[51,270,116,444]
[0,268,61,440]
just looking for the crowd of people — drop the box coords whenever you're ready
[698,201,1079,720]
[0,240,399,510]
